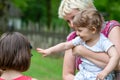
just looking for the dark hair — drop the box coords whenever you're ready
[0,32,31,72]
[73,9,104,33]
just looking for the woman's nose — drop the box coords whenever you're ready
[69,21,74,28]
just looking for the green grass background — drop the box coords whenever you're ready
[23,50,63,80]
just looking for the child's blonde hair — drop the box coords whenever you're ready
[58,0,96,18]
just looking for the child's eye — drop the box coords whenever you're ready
[78,29,82,32]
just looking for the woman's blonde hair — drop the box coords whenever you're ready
[58,0,96,18]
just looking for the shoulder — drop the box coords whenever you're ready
[101,20,120,37]
[100,34,113,51]
[100,34,112,43]
[14,75,33,80]
[32,78,38,80]
[107,20,120,28]
[0,78,4,80]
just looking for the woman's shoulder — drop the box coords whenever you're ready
[32,78,38,80]
[14,75,37,80]
[101,20,120,37]
[0,76,37,80]
[0,78,4,80]
[106,20,120,27]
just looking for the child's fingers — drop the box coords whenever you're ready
[36,48,48,57]
[36,48,43,51]
[36,48,44,52]
[96,73,105,80]
[36,48,45,55]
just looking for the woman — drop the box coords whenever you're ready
[58,0,120,80]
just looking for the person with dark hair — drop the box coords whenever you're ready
[0,32,37,80]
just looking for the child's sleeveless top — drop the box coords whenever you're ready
[66,20,120,70]
[0,76,32,80]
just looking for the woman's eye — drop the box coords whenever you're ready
[66,20,70,23]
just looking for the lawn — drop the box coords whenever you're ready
[24,50,63,80]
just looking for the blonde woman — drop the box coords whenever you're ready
[58,0,120,80]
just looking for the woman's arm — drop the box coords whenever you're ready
[108,26,120,70]
[62,49,76,80]
[72,45,109,68]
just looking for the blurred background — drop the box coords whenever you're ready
[0,0,120,80]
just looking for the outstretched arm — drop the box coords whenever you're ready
[36,41,74,56]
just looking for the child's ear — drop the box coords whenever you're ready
[91,26,97,34]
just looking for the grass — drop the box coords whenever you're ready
[23,50,63,80]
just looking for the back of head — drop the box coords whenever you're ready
[0,32,31,72]
[58,0,96,18]
[73,9,104,33]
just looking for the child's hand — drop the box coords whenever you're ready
[96,71,108,80]
[36,48,51,57]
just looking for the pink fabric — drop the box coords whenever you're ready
[66,31,82,70]
[67,31,77,41]
[101,20,120,37]
[14,76,32,80]
[66,20,120,70]
[0,76,32,80]
[0,78,4,80]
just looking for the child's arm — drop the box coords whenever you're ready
[96,46,120,80]
[37,36,82,56]
[36,41,74,57]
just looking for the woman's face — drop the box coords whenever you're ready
[64,9,79,29]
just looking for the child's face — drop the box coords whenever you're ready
[76,27,94,42]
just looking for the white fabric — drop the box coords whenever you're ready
[72,36,83,46]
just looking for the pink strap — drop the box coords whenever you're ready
[0,76,32,80]
[66,31,76,41]
[14,76,32,80]
[0,78,4,80]
[101,20,120,37]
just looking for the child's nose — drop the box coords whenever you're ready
[76,31,79,36]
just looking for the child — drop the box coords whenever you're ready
[37,9,119,80]
[0,32,37,80]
